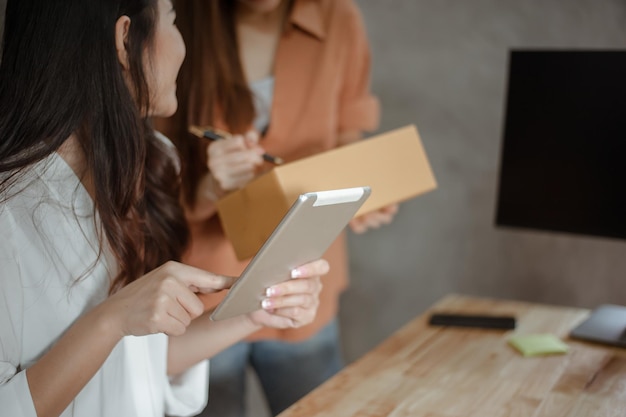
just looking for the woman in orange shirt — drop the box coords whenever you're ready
[156,0,397,415]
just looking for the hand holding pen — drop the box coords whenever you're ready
[189,125,283,165]
[189,126,280,192]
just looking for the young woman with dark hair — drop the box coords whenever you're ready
[155,0,398,415]
[0,1,327,416]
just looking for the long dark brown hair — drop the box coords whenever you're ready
[158,0,288,207]
[0,0,188,293]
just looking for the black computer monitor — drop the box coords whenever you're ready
[495,50,626,241]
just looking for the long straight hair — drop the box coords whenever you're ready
[0,0,188,292]
[159,0,301,207]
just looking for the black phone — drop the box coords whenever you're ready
[428,313,516,330]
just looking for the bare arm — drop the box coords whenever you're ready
[24,262,231,417]
[167,313,261,376]
[167,259,329,375]
[26,304,122,417]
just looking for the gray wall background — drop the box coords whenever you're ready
[342,0,626,362]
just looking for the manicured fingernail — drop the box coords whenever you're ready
[291,269,302,279]
[262,299,272,309]
[266,287,276,297]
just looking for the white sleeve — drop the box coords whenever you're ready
[164,360,210,417]
[0,243,38,417]
[153,130,181,174]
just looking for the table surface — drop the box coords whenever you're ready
[277,294,626,417]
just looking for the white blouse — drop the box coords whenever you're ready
[0,150,208,417]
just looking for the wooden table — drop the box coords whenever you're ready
[278,294,626,417]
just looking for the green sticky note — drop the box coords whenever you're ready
[508,334,569,357]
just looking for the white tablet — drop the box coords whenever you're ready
[211,186,371,321]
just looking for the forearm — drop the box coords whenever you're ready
[26,304,122,417]
[168,259,330,375]
[167,313,261,376]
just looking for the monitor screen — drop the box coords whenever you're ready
[495,50,626,240]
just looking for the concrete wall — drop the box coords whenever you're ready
[341,0,626,361]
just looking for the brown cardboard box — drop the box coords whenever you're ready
[216,124,437,260]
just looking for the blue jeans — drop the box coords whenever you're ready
[196,320,344,417]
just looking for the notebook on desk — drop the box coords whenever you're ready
[570,304,626,348]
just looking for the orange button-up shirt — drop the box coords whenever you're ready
[160,0,379,342]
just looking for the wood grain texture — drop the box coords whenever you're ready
[278,294,626,417]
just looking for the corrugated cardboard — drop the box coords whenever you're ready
[216,124,437,260]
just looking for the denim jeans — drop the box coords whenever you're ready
[196,319,344,417]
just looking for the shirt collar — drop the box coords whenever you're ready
[287,0,326,41]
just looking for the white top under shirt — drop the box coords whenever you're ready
[0,143,208,417]
[250,76,274,134]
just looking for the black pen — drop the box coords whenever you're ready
[189,125,284,165]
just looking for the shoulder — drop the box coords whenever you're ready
[317,0,368,43]
[153,130,176,150]
[0,177,36,286]
[319,0,365,27]
[0,163,58,248]
[315,0,362,18]
[292,0,365,31]
[0,155,95,259]
[153,130,182,174]
[1,163,48,216]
